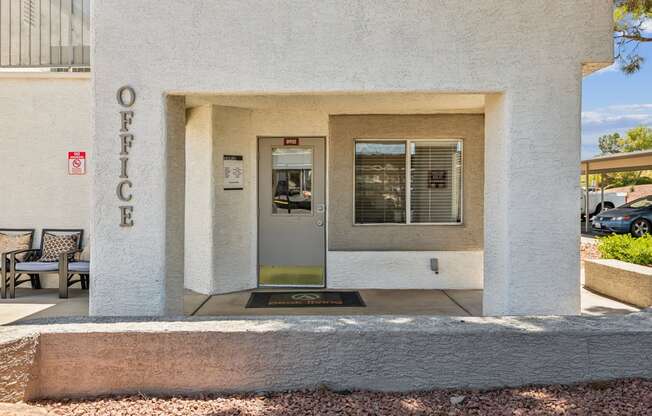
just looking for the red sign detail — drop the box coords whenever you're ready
[68,151,87,175]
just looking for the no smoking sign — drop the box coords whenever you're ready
[68,151,86,175]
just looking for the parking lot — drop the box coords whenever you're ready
[580,219,601,238]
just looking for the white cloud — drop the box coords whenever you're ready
[582,111,651,126]
[582,104,652,131]
[581,104,652,157]
[642,18,652,34]
[604,104,652,111]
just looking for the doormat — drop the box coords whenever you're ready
[246,291,365,308]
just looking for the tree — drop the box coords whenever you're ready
[619,125,652,152]
[598,132,622,154]
[614,0,652,73]
[599,126,652,154]
[596,126,652,187]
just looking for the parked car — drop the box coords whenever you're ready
[592,195,652,237]
[580,188,627,219]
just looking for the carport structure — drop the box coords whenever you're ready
[581,149,652,232]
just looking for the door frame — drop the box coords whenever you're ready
[256,136,328,289]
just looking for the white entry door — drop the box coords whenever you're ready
[258,137,326,287]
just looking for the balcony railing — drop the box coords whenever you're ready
[0,0,90,69]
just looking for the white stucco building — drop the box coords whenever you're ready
[0,0,614,317]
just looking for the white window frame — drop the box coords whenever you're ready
[353,138,464,226]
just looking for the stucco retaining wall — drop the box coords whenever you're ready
[0,331,39,402]
[0,312,650,401]
[585,259,652,308]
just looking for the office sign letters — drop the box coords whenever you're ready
[117,86,136,227]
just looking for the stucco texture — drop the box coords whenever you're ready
[0,76,90,239]
[327,250,483,289]
[0,333,38,402]
[0,311,651,399]
[91,0,613,315]
[329,114,483,251]
[184,106,215,294]
[0,75,91,288]
[585,259,652,308]
[211,106,257,294]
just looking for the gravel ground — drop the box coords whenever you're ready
[581,241,600,262]
[31,379,652,416]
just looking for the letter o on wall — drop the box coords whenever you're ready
[117,86,136,108]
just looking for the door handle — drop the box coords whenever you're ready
[316,219,324,227]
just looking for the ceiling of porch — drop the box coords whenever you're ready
[184,92,485,114]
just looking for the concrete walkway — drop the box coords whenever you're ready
[0,286,641,325]
[192,289,483,317]
[0,289,209,325]
[0,289,89,325]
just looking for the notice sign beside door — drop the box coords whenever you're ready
[68,152,86,175]
[224,155,244,190]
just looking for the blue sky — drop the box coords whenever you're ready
[582,28,652,159]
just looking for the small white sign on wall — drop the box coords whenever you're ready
[224,155,244,190]
[68,151,86,175]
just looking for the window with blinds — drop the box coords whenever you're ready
[410,141,462,223]
[354,139,462,225]
[355,142,406,224]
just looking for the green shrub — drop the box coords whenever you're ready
[597,234,652,266]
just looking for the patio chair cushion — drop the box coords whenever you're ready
[0,232,31,261]
[39,233,79,262]
[15,261,59,272]
[68,261,90,273]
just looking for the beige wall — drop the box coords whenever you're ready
[328,114,484,251]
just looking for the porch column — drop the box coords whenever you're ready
[483,76,581,315]
[184,105,216,294]
[90,89,185,316]
[164,96,186,314]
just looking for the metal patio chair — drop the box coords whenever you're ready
[0,228,35,299]
[8,229,83,299]
[59,247,90,299]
